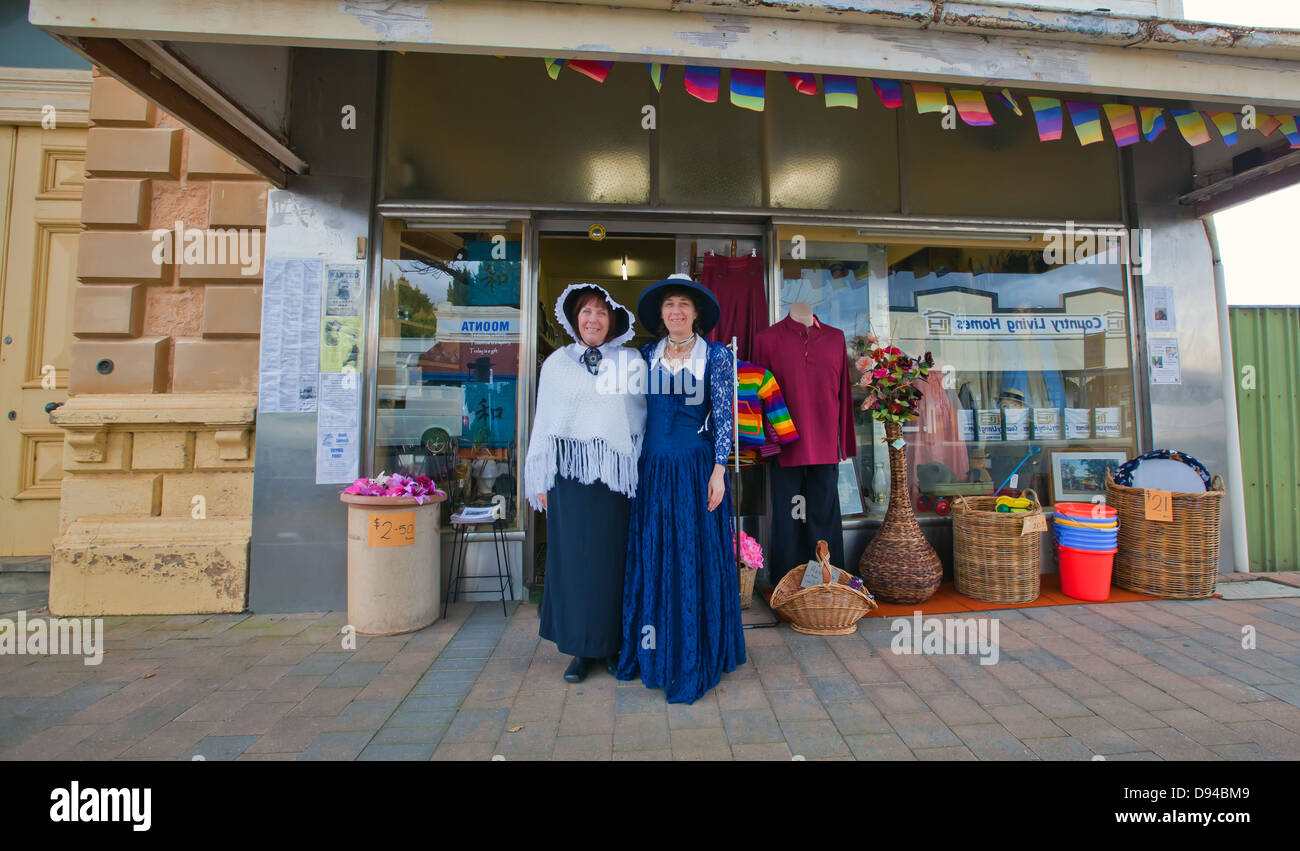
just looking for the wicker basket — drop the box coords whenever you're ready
[738,565,757,609]
[952,489,1044,604]
[770,541,878,635]
[1105,473,1224,599]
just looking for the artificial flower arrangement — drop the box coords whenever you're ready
[341,472,445,504]
[734,530,763,571]
[854,332,935,424]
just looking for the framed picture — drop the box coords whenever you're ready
[1049,449,1129,503]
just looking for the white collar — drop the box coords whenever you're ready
[651,335,706,380]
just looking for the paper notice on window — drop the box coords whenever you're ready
[316,373,360,484]
[1145,286,1176,335]
[258,257,323,413]
[1148,338,1182,385]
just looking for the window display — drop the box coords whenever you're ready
[776,227,1137,512]
[374,221,524,530]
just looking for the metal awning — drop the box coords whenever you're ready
[31,0,1300,201]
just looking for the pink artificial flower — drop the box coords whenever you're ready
[887,346,901,356]
[873,367,888,379]
[866,333,879,345]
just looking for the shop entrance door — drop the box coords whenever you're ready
[528,217,768,589]
[0,123,86,556]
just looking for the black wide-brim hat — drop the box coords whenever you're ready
[561,284,631,342]
[636,274,721,337]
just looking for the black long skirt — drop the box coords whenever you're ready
[538,475,629,659]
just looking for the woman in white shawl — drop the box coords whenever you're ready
[525,284,646,683]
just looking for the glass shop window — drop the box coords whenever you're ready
[775,226,1137,515]
[374,220,524,530]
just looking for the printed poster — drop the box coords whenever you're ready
[258,258,323,413]
[320,264,364,374]
[324,264,363,317]
[316,373,361,484]
[1149,338,1182,385]
[1145,285,1177,335]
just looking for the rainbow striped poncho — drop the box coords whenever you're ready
[737,361,798,448]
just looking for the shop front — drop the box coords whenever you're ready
[343,50,1197,611]
[33,0,1299,614]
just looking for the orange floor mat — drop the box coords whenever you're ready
[762,574,1170,622]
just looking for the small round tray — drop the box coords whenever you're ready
[1112,449,1211,492]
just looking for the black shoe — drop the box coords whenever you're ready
[605,655,619,677]
[563,656,588,683]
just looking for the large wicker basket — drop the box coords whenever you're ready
[1106,473,1225,599]
[770,541,878,635]
[952,489,1044,604]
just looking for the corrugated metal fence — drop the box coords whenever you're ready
[1229,307,1300,572]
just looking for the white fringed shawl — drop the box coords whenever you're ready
[524,347,646,510]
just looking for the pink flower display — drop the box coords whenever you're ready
[733,531,764,571]
[341,471,445,505]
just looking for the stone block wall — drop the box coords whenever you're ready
[50,71,270,615]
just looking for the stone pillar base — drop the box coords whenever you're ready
[50,517,250,615]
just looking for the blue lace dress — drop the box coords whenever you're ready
[616,339,747,704]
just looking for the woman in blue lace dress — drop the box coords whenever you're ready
[616,273,747,704]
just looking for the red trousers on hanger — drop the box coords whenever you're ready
[702,253,767,363]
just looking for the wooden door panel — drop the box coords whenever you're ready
[0,125,85,555]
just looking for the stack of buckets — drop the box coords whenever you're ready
[1053,503,1119,601]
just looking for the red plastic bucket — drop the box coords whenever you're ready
[1058,545,1116,601]
[1054,502,1118,522]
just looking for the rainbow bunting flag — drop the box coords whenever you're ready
[911,83,948,115]
[1206,111,1238,146]
[871,78,904,109]
[567,60,613,83]
[785,72,817,95]
[1028,96,1063,141]
[1256,113,1282,137]
[1065,101,1105,145]
[1171,109,1212,146]
[730,69,766,111]
[544,58,565,80]
[823,75,858,109]
[1102,104,1141,147]
[1281,115,1300,148]
[949,89,995,126]
[1139,106,1166,142]
[996,88,1023,116]
[684,66,721,102]
[647,62,665,92]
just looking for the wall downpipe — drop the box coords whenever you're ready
[1203,216,1251,573]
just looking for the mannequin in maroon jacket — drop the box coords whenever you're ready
[751,302,857,584]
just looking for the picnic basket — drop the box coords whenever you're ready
[769,540,878,635]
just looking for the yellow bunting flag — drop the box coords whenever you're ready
[911,83,948,115]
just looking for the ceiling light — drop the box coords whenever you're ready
[622,255,628,280]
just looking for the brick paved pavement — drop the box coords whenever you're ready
[4,593,1300,761]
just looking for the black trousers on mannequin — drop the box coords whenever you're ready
[768,463,846,586]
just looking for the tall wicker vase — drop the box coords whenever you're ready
[859,421,943,604]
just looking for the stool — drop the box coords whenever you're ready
[443,508,514,617]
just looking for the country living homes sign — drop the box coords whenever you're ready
[922,310,1127,339]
